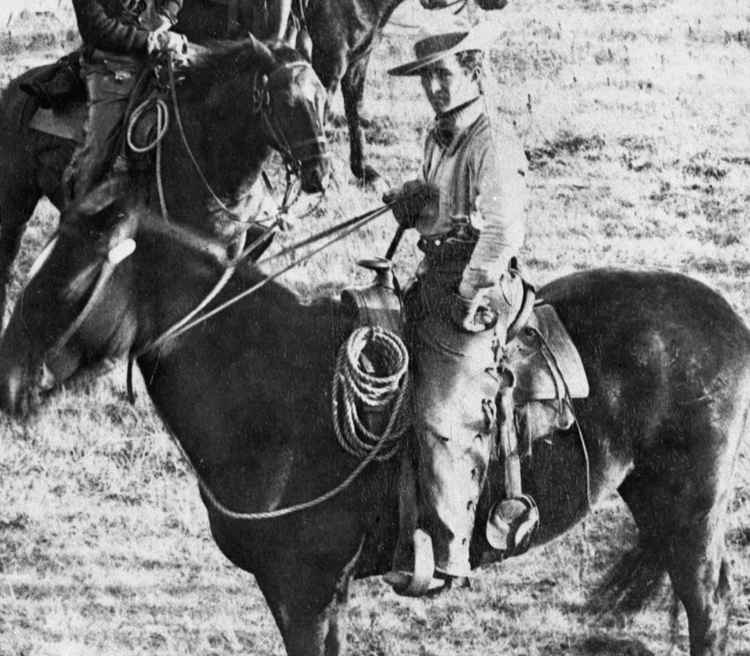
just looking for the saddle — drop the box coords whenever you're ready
[21,52,84,111]
[20,55,87,143]
[342,259,590,559]
[341,257,403,335]
[487,283,589,556]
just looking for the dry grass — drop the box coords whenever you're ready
[1,0,749,654]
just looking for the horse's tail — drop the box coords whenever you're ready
[586,542,668,616]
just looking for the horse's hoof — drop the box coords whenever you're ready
[353,164,387,190]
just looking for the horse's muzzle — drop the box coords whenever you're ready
[300,162,330,194]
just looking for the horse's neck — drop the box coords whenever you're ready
[135,262,353,511]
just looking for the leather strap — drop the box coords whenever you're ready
[506,275,536,342]
[498,376,523,498]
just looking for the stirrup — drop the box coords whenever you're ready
[485,494,539,557]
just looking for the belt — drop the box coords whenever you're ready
[85,49,144,70]
[417,232,476,261]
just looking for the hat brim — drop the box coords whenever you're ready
[387,30,471,76]
[387,51,454,76]
[387,24,497,76]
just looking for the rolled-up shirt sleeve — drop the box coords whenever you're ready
[462,130,528,288]
[73,0,151,53]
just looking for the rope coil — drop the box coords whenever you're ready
[332,326,411,461]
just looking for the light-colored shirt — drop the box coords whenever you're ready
[419,108,528,288]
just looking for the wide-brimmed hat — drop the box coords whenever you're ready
[388,23,497,76]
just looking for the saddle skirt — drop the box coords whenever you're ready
[506,302,589,403]
[29,103,87,143]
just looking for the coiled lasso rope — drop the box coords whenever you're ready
[332,326,411,462]
[126,93,171,220]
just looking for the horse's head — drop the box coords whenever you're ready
[0,179,271,416]
[0,181,139,415]
[254,41,330,193]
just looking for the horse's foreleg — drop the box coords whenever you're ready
[0,176,39,320]
[255,561,354,656]
[340,53,377,184]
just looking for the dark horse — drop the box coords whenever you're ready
[0,184,747,655]
[0,0,504,315]
[0,35,329,319]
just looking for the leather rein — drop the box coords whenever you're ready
[166,55,327,221]
[128,54,326,225]
[35,201,393,522]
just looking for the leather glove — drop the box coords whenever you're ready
[383,180,438,229]
[450,285,497,333]
[147,30,189,58]
[152,13,174,33]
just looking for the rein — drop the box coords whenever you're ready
[136,203,392,356]
[128,205,401,522]
[44,235,137,358]
[126,54,324,226]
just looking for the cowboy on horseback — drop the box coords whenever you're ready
[384,26,527,334]
[384,26,536,584]
[65,0,189,202]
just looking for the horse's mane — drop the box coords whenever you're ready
[230,260,346,330]
[183,39,304,94]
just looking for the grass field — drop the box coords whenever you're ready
[1,0,749,654]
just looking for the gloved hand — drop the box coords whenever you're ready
[450,284,496,333]
[152,13,174,33]
[147,30,188,59]
[383,179,438,229]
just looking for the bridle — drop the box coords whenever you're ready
[38,49,341,373]
[171,54,328,218]
[33,216,140,361]
[38,197,391,376]
[250,60,329,183]
[130,53,328,225]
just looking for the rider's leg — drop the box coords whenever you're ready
[65,56,138,204]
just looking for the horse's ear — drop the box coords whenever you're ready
[72,178,128,218]
[245,32,276,72]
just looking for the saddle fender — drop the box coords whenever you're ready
[505,303,589,403]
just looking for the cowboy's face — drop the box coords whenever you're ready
[419,56,479,115]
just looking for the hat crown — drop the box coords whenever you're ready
[388,24,497,76]
[413,31,470,61]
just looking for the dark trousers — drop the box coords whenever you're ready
[64,51,143,203]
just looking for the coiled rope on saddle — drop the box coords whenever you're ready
[332,326,411,462]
